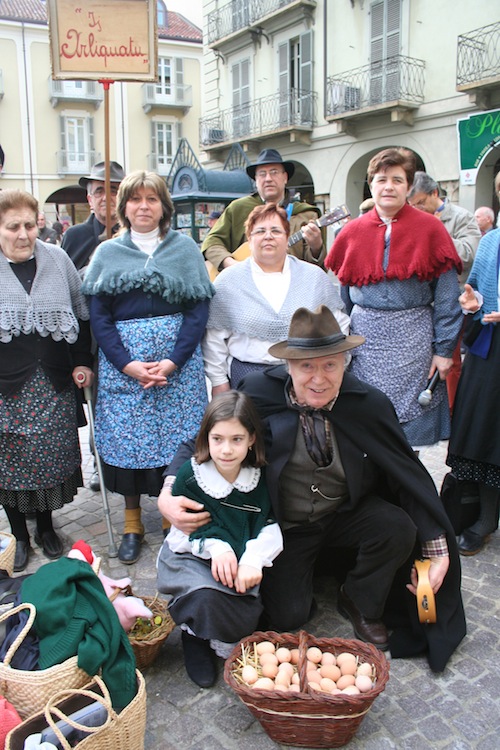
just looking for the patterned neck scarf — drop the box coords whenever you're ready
[286,384,338,467]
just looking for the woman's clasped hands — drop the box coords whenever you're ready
[123,358,177,389]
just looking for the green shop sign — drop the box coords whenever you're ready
[457,109,500,185]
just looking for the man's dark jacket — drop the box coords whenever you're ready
[61,213,114,271]
[237,365,466,672]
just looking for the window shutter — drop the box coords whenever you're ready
[278,42,289,126]
[59,115,67,170]
[299,30,313,124]
[151,120,157,170]
[88,118,95,162]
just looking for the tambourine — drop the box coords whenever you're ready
[414,558,437,624]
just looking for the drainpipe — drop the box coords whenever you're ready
[21,22,34,194]
[323,0,328,120]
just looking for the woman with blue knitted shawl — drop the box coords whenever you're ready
[83,171,214,564]
[447,227,500,556]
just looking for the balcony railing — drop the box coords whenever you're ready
[49,79,103,109]
[457,21,500,88]
[56,151,101,175]
[207,0,305,45]
[326,55,425,117]
[142,83,193,113]
[200,88,317,147]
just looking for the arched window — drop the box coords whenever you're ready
[157,0,167,27]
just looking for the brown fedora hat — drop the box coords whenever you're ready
[246,148,295,180]
[268,306,365,360]
[79,161,125,189]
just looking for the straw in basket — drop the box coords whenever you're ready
[0,603,93,720]
[127,593,175,670]
[224,630,389,748]
[0,533,16,578]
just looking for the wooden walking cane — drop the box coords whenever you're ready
[77,374,118,557]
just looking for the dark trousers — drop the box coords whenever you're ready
[260,495,417,629]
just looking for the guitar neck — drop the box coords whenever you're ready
[288,220,320,248]
[287,205,350,247]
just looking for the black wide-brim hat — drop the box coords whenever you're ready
[79,161,125,189]
[246,148,295,180]
[269,306,365,359]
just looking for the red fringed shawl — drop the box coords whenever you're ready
[325,204,462,287]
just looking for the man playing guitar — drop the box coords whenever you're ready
[202,148,327,275]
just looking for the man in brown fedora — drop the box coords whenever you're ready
[62,160,125,272]
[202,148,326,273]
[159,306,465,678]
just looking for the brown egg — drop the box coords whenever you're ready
[291,672,300,685]
[290,648,300,664]
[275,670,291,687]
[336,652,356,666]
[321,651,336,666]
[336,674,356,690]
[355,675,374,693]
[274,683,289,692]
[261,662,279,679]
[289,684,300,692]
[307,647,323,663]
[356,662,374,677]
[253,677,275,690]
[340,658,357,676]
[278,662,295,678]
[309,682,322,691]
[319,664,341,682]
[259,652,279,667]
[256,641,276,655]
[307,670,322,684]
[241,665,258,684]
[275,647,292,663]
[319,677,337,693]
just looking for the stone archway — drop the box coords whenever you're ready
[288,160,316,207]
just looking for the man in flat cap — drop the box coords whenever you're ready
[202,148,326,274]
[62,160,125,273]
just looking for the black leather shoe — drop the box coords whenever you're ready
[14,540,30,572]
[118,533,143,564]
[89,471,100,492]
[458,529,489,556]
[181,631,216,688]
[338,586,389,650]
[35,530,64,559]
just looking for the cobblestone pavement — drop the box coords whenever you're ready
[1,431,499,750]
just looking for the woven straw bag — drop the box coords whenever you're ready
[5,670,146,750]
[0,603,92,719]
[0,533,16,578]
[225,630,390,748]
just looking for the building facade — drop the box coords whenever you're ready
[199,0,500,226]
[0,0,203,221]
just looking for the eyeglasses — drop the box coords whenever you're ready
[250,227,286,238]
[91,186,119,197]
[255,169,285,179]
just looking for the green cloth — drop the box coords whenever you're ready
[21,557,136,711]
[82,228,214,305]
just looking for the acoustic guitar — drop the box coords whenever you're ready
[206,204,351,281]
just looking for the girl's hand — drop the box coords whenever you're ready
[407,555,449,596]
[211,551,238,589]
[122,360,167,389]
[235,565,262,594]
[72,366,94,389]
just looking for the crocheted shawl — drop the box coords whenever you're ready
[0,240,89,344]
[467,229,500,315]
[82,229,214,304]
[326,203,462,287]
[207,256,339,341]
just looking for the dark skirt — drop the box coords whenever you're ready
[447,324,500,488]
[157,542,263,642]
[0,368,82,512]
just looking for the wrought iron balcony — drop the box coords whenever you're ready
[56,151,101,176]
[457,21,500,90]
[326,55,425,119]
[48,78,103,109]
[207,0,315,46]
[142,83,193,113]
[200,89,317,148]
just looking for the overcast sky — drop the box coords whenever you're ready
[167,1,203,30]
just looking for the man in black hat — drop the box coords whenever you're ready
[62,160,125,272]
[158,306,466,680]
[202,148,326,274]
